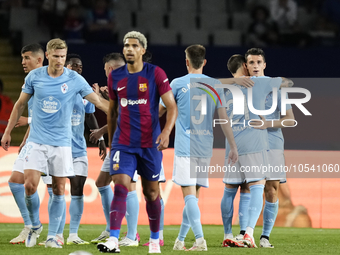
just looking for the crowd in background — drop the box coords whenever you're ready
[0,0,339,48]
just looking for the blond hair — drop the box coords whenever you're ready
[123,31,147,49]
[46,38,67,52]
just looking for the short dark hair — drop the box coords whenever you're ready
[21,43,44,55]
[103,53,126,64]
[185,45,206,70]
[65,53,81,65]
[245,48,266,62]
[227,54,246,74]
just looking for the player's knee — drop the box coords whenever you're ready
[71,185,84,196]
[143,188,158,201]
[52,183,65,196]
[265,184,278,202]
[25,182,37,196]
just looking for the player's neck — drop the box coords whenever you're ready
[234,70,246,78]
[47,66,64,78]
[127,61,144,74]
[188,67,203,74]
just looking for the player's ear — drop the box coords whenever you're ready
[263,62,266,70]
[202,59,207,67]
[185,58,190,67]
[37,56,43,65]
[45,51,49,60]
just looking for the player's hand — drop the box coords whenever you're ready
[90,128,103,143]
[228,147,238,166]
[15,116,29,128]
[1,133,11,151]
[156,131,169,151]
[249,115,268,129]
[100,86,109,100]
[92,83,101,97]
[98,140,107,161]
[233,77,254,88]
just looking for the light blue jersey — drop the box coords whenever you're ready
[225,77,282,156]
[165,74,226,157]
[265,91,292,150]
[22,66,93,147]
[71,95,95,158]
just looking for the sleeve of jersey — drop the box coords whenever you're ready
[22,72,34,95]
[160,80,177,108]
[108,73,117,100]
[78,76,94,98]
[85,102,95,114]
[155,66,171,96]
[270,77,282,89]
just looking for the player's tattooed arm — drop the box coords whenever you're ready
[280,77,294,87]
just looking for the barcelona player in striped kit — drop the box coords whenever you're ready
[97,31,177,254]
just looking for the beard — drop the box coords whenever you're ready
[126,60,135,65]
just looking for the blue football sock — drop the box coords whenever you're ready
[25,190,40,227]
[178,204,190,241]
[239,193,251,232]
[262,199,279,237]
[221,187,238,235]
[47,187,53,214]
[57,199,66,236]
[185,195,203,239]
[9,182,32,226]
[69,195,84,234]
[126,190,139,240]
[48,194,65,236]
[98,185,114,232]
[247,184,265,229]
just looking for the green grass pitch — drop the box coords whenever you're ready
[1,223,339,254]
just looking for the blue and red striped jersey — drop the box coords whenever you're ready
[108,62,171,148]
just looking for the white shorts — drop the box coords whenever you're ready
[12,144,27,174]
[23,142,74,177]
[73,156,88,177]
[266,149,286,183]
[172,156,210,188]
[100,154,165,182]
[223,151,268,185]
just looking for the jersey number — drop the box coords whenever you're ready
[191,94,207,125]
[112,151,120,163]
[226,95,250,123]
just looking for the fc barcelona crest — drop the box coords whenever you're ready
[113,164,119,171]
[139,83,147,92]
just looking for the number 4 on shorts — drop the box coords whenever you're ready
[113,151,120,163]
